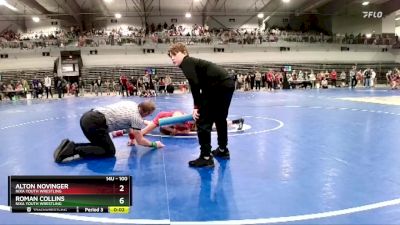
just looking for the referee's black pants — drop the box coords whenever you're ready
[74,110,116,158]
[197,77,235,157]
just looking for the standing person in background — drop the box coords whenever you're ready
[79,78,85,96]
[120,74,128,97]
[164,75,172,94]
[350,66,357,89]
[95,76,102,96]
[44,75,53,99]
[32,76,39,98]
[56,76,63,98]
[370,69,376,88]
[168,43,235,168]
[105,79,111,95]
[309,70,316,89]
[250,71,255,90]
[22,79,29,97]
[330,69,337,88]
[340,70,347,87]
[363,68,371,88]
[61,77,67,97]
[255,70,262,91]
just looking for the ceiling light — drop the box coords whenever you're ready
[257,13,264,18]
[32,17,40,23]
[103,0,113,3]
[115,13,122,19]
[282,0,290,3]
[362,1,369,6]
[185,12,191,18]
[395,17,400,21]
[0,0,18,11]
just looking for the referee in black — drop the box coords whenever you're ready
[168,43,235,168]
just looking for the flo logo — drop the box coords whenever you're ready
[363,11,383,18]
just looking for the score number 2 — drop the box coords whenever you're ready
[118,185,127,205]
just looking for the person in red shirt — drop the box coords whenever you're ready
[119,74,128,96]
[266,70,274,91]
[330,69,337,87]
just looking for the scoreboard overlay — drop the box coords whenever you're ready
[8,176,131,213]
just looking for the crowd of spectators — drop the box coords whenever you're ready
[1,22,399,49]
[1,66,398,101]
[232,66,400,91]
[0,70,192,101]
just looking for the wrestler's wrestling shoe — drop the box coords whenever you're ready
[54,139,76,163]
[238,118,244,130]
[212,147,230,159]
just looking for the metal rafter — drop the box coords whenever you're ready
[19,0,51,15]
[202,0,220,25]
[128,0,146,25]
[216,0,229,11]
[240,0,278,27]
[379,0,400,15]
[97,0,112,16]
[54,0,83,28]
[299,0,333,13]
[317,0,358,16]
